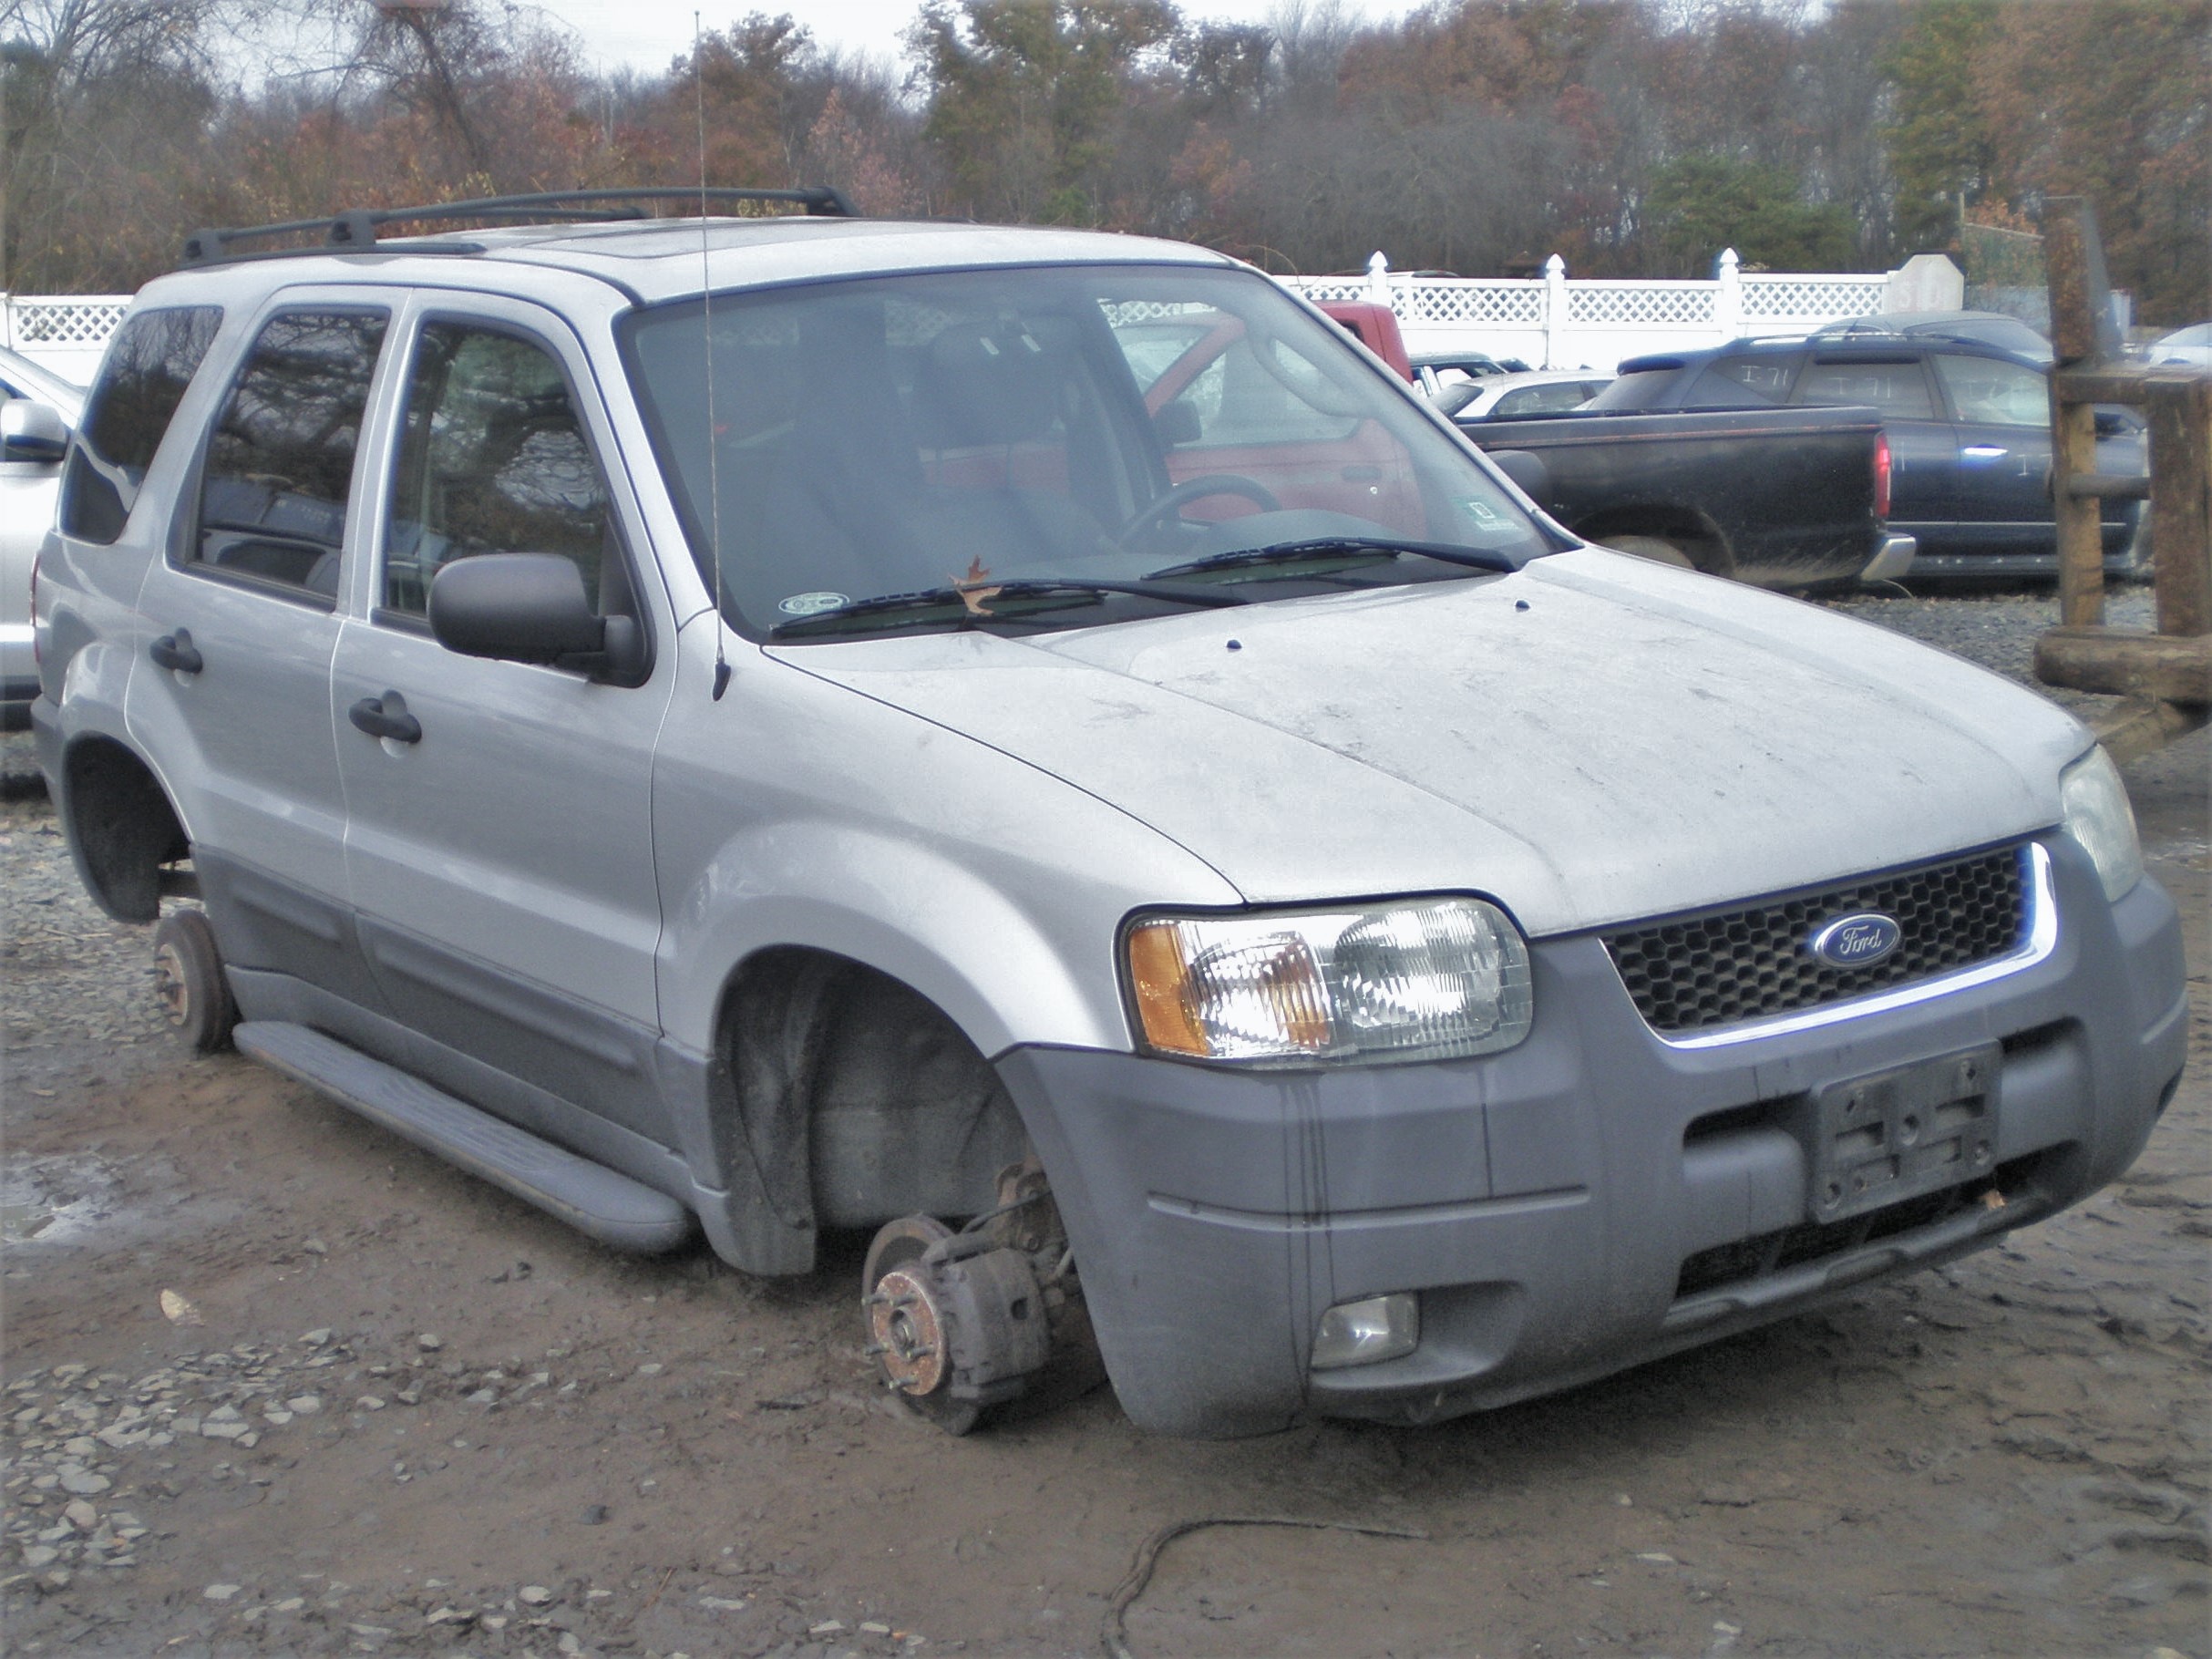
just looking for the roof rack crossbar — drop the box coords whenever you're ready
[180,185,859,269]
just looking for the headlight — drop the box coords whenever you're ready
[1125,897,1533,1065]
[2059,746,2143,902]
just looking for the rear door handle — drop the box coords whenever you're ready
[1960,445,2008,460]
[149,629,203,675]
[347,691,422,745]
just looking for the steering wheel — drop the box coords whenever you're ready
[1116,474,1281,548]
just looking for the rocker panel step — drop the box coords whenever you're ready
[234,1021,693,1253]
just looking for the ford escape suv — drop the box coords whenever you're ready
[31,191,2187,1437]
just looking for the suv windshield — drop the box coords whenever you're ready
[622,264,1552,637]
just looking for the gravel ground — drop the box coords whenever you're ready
[1,588,2206,1659]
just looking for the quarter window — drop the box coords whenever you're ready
[190,310,388,602]
[60,306,223,543]
[1685,356,1796,408]
[382,324,615,619]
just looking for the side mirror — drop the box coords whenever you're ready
[1488,448,1551,509]
[428,553,646,683]
[1152,401,1201,448]
[1,401,69,465]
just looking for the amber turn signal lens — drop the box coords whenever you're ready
[1127,920,1209,1056]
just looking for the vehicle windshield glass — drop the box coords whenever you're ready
[622,264,1555,638]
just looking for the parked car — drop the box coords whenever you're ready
[2,346,84,728]
[2142,323,2212,370]
[1412,349,1532,382]
[1814,310,2056,365]
[1584,334,2147,580]
[34,193,2185,1440]
[1439,369,1613,423]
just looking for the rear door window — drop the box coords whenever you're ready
[1795,358,1937,419]
[188,309,388,604]
[59,306,223,543]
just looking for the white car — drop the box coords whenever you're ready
[2,346,84,729]
[2144,323,2212,370]
[1438,368,1614,423]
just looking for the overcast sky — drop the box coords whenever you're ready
[537,1,1425,77]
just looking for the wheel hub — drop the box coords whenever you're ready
[868,1266,950,1396]
[153,943,191,1026]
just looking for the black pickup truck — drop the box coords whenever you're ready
[1466,404,1911,590]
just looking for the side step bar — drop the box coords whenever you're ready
[234,1021,694,1253]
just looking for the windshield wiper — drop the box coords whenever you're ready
[767,576,1246,638]
[1146,537,1521,582]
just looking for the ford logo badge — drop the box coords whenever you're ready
[1808,912,1902,969]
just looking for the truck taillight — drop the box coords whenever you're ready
[1873,432,1893,520]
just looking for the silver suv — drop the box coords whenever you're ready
[32,193,2186,1437]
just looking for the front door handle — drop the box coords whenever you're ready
[1960,445,2009,460]
[149,629,203,675]
[347,691,422,745]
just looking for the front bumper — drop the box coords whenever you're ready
[994,835,2186,1437]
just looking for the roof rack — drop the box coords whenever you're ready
[179,186,859,269]
[1807,318,1909,340]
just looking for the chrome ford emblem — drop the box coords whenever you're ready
[1808,912,1902,968]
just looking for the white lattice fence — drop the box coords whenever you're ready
[1400,283,1545,326]
[1741,275,1888,323]
[1567,282,1717,326]
[1280,252,1955,370]
[11,258,1937,386]
[4,294,131,385]
[1280,279,1369,306]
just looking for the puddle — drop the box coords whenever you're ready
[0,1153,122,1245]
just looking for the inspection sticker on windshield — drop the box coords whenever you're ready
[779,592,850,617]
[1458,497,1507,527]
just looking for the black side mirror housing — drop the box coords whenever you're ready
[1,400,69,464]
[1488,448,1552,509]
[1152,401,1202,448]
[428,553,647,684]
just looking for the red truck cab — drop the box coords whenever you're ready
[1317,301,1414,381]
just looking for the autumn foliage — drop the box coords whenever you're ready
[1,0,2204,323]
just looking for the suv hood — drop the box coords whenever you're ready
[769,550,2088,936]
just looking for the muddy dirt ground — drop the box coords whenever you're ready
[3,592,2207,1659]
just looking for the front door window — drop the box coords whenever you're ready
[384,323,619,620]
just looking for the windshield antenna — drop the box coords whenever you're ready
[696,10,731,701]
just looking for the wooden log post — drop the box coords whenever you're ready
[2053,397,2105,627]
[2146,374,2211,639]
[2042,199,2115,628]
[2033,198,2211,758]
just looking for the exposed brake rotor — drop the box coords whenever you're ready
[867,1265,951,1398]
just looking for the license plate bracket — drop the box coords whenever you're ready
[1807,1043,2001,1223]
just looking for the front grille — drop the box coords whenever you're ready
[1605,846,2028,1036]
